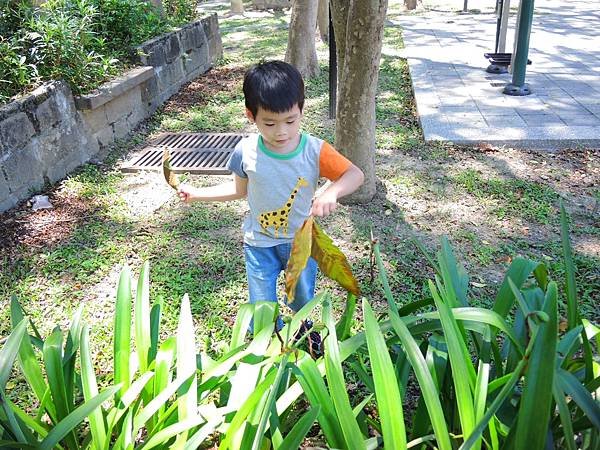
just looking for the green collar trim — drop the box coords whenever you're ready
[258,133,306,160]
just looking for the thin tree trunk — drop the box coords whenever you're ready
[317,0,329,43]
[331,0,387,203]
[231,0,244,14]
[285,0,319,78]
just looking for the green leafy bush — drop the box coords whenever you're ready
[0,0,197,103]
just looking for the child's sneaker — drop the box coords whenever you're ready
[294,320,323,359]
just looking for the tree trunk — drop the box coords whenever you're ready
[285,0,319,78]
[316,0,329,44]
[231,0,244,14]
[405,0,417,10]
[330,0,387,203]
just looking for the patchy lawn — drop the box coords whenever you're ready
[1,0,598,386]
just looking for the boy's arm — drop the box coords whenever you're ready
[178,174,248,203]
[311,164,364,216]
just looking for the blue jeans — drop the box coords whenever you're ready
[244,243,317,329]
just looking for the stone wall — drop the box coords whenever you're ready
[253,0,291,9]
[0,81,98,211]
[0,14,222,212]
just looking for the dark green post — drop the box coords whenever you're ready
[504,0,535,96]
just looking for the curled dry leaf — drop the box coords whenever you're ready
[162,148,180,190]
[285,217,360,302]
[285,216,313,302]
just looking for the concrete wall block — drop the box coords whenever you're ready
[156,59,185,94]
[137,41,167,67]
[181,23,207,53]
[34,94,63,130]
[80,106,109,134]
[202,14,223,64]
[105,87,142,124]
[113,119,130,140]
[165,33,182,65]
[0,112,36,152]
[0,171,10,200]
[3,142,45,194]
[95,126,115,149]
[183,42,209,76]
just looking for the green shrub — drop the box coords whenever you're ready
[1,262,325,448]
[0,0,197,103]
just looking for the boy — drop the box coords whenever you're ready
[178,60,364,345]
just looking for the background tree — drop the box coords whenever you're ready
[231,0,244,14]
[330,0,388,202]
[317,0,329,44]
[285,0,319,78]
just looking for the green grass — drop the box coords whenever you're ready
[451,168,560,224]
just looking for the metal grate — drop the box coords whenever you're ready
[121,132,246,175]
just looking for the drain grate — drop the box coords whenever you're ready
[121,132,246,175]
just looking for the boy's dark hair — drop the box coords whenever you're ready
[243,60,305,117]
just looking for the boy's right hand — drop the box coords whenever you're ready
[177,184,195,203]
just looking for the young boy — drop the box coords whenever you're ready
[178,60,364,340]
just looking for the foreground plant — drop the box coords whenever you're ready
[343,204,599,449]
[1,262,328,448]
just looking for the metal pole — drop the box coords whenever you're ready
[498,0,511,53]
[504,0,534,95]
[328,5,337,120]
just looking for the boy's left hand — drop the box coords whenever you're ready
[311,191,338,217]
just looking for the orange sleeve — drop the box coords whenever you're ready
[319,141,352,181]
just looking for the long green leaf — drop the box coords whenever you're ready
[142,415,208,450]
[0,320,27,390]
[493,257,541,318]
[279,406,320,450]
[230,304,254,351]
[460,332,538,450]
[175,294,198,446]
[219,370,277,450]
[43,327,78,448]
[10,298,52,419]
[135,261,152,373]
[295,353,345,449]
[183,418,222,450]
[472,327,491,450]
[336,293,357,341]
[39,386,120,450]
[0,320,28,443]
[80,325,106,450]
[388,310,452,450]
[363,299,406,449]
[557,369,600,430]
[429,279,476,438]
[514,281,558,449]
[152,336,176,422]
[323,299,366,450]
[560,202,578,329]
[114,265,132,400]
[552,379,576,450]
[252,355,289,450]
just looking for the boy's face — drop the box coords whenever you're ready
[246,104,302,153]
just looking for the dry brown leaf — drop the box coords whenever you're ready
[285,216,314,302]
[162,148,180,189]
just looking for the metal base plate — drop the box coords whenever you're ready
[486,63,509,74]
[503,83,532,96]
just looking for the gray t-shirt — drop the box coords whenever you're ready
[226,132,349,247]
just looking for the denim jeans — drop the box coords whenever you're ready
[244,243,317,329]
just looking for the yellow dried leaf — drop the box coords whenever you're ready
[162,148,180,189]
[311,220,360,296]
[285,217,314,302]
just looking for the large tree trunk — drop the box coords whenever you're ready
[331,0,387,203]
[317,0,329,44]
[231,0,244,14]
[285,0,319,78]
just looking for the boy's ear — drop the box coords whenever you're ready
[245,109,255,123]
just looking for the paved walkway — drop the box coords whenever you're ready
[395,0,600,148]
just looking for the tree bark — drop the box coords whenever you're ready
[316,0,329,44]
[231,0,244,14]
[285,0,319,78]
[330,0,387,203]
